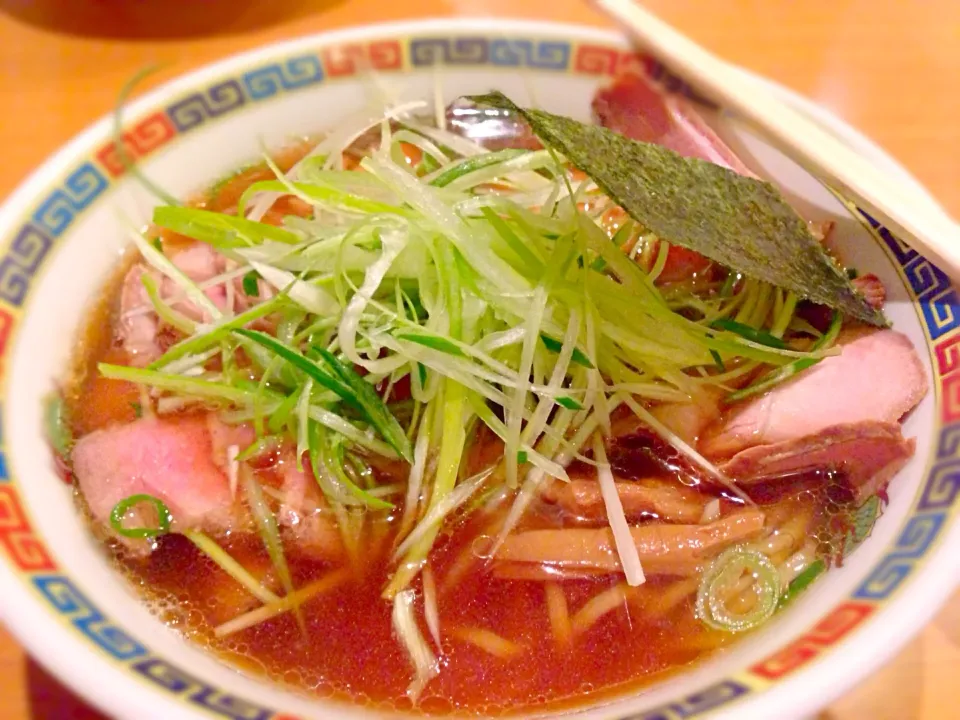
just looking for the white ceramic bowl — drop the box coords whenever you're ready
[0,18,958,720]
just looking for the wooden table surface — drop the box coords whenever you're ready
[1,0,959,717]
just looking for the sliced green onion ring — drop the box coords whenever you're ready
[695,545,780,632]
[109,494,172,539]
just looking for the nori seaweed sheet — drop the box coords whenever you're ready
[468,92,883,326]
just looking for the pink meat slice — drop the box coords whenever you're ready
[701,329,927,459]
[722,420,916,501]
[164,242,229,320]
[117,242,229,363]
[73,416,236,531]
[592,70,756,177]
[118,265,162,366]
[168,242,224,284]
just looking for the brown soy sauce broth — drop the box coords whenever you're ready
[110,505,727,715]
[62,138,858,715]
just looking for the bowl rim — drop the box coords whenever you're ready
[0,17,957,720]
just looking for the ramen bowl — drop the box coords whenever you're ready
[0,18,957,720]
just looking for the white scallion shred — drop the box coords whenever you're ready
[338,227,409,371]
[592,434,645,587]
[249,261,339,316]
[157,347,220,375]
[392,589,439,702]
[397,405,433,540]
[295,379,313,472]
[394,467,493,560]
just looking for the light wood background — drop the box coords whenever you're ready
[0,0,958,717]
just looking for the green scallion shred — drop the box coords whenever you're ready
[555,396,583,410]
[183,529,279,605]
[814,310,843,351]
[710,318,787,349]
[240,466,299,623]
[778,559,826,608]
[236,330,412,462]
[709,349,725,372]
[100,364,278,406]
[725,357,820,404]
[479,207,545,276]
[429,148,526,188]
[417,152,441,176]
[236,434,281,462]
[327,435,394,510]
[726,309,842,403]
[720,272,741,297]
[539,333,594,368]
[243,271,261,297]
[109,494,172,539]
[148,295,285,371]
[267,392,300,435]
[396,332,467,357]
[141,272,196,335]
[153,206,301,248]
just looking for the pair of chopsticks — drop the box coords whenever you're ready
[594,0,960,279]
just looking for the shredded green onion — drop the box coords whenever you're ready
[140,272,197,335]
[235,329,412,461]
[726,357,820,404]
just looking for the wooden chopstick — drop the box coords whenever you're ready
[594,0,960,279]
